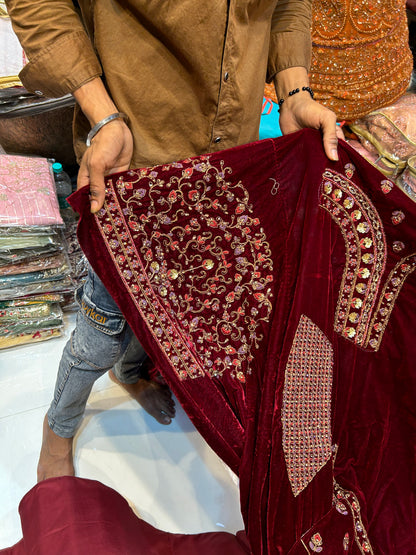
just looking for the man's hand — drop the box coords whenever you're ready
[73,77,133,213]
[273,66,343,161]
[278,93,344,161]
[77,119,133,213]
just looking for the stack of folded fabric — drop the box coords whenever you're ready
[347,92,416,202]
[60,217,88,311]
[0,153,75,348]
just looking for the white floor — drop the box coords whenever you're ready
[0,312,244,549]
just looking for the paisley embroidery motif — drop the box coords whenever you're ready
[282,315,333,497]
[95,156,273,381]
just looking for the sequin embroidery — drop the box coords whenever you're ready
[320,170,386,348]
[367,254,416,350]
[95,156,273,381]
[282,315,333,497]
[309,0,413,120]
[334,482,374,554]
[320,169,415,351]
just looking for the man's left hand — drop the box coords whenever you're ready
[278,94,344,161]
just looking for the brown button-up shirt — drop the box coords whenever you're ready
[6,0,312,167]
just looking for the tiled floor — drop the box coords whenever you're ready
[0,312,244,549]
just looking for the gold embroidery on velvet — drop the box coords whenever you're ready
[320,170,386,348]
[320,169,415,351]
[282,314,333,497]
[95,157,273,381]
[366,254,416,350]
[334,482,374,554]
[309,533,324,553]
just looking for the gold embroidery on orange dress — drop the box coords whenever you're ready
[309,0,413,121]
[282,314,334,497]
[320,169,386,347]
[95,156,273,381]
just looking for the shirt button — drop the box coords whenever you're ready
[224,72,229,82]
[214,137,222,143]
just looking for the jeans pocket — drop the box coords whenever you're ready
[75,283,126,336]
[71,307,127,370]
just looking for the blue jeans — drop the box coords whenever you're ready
[47,266,148,438]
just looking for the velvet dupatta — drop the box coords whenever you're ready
[64,129,416,554]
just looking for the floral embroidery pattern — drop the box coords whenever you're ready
[367,254,416,350]
[334,482,374,554]
[282,315,333,497]
[391,210,405,225]
[320,169,386,348]
[309,533,324,552]
[320,169,416,351]
[344,163,355,179]
[95,156,273,381]
[380,180,394,194]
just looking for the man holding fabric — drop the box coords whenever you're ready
[6,0,340,481]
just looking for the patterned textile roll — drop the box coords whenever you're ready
[309,0,413,121]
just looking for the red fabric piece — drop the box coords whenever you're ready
[6,129,413,553]
[1,477,250,555]
[66,129,416,554]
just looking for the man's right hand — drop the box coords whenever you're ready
[77,118,133,213]
[73,77,133,213]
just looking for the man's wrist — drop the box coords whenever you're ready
[73,77,119,127]
[86,113,129,147]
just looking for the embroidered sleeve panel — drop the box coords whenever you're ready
[282,314,334,497]
[94,156,274,382]
[319,168,386,348]
[319,167,416,351]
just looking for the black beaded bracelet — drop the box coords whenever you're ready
[278,86,314,110]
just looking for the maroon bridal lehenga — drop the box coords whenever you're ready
[4,129,415,554]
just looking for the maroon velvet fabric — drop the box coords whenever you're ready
[1,477,250,555]
[8,129,412,554]
[66,129,416,554]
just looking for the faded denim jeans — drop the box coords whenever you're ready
[47,266,148,438]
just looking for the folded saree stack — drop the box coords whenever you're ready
[0,154,74,349]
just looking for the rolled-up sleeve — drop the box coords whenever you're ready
[267,0,312,81]
[6,0,102,97]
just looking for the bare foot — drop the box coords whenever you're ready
[37,415,75,482]
[109,370,175,425]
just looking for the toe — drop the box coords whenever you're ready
[158,410,172,425]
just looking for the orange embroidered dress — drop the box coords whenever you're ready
[309,0,413,120]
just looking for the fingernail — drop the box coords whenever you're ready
[331,150,339,161]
